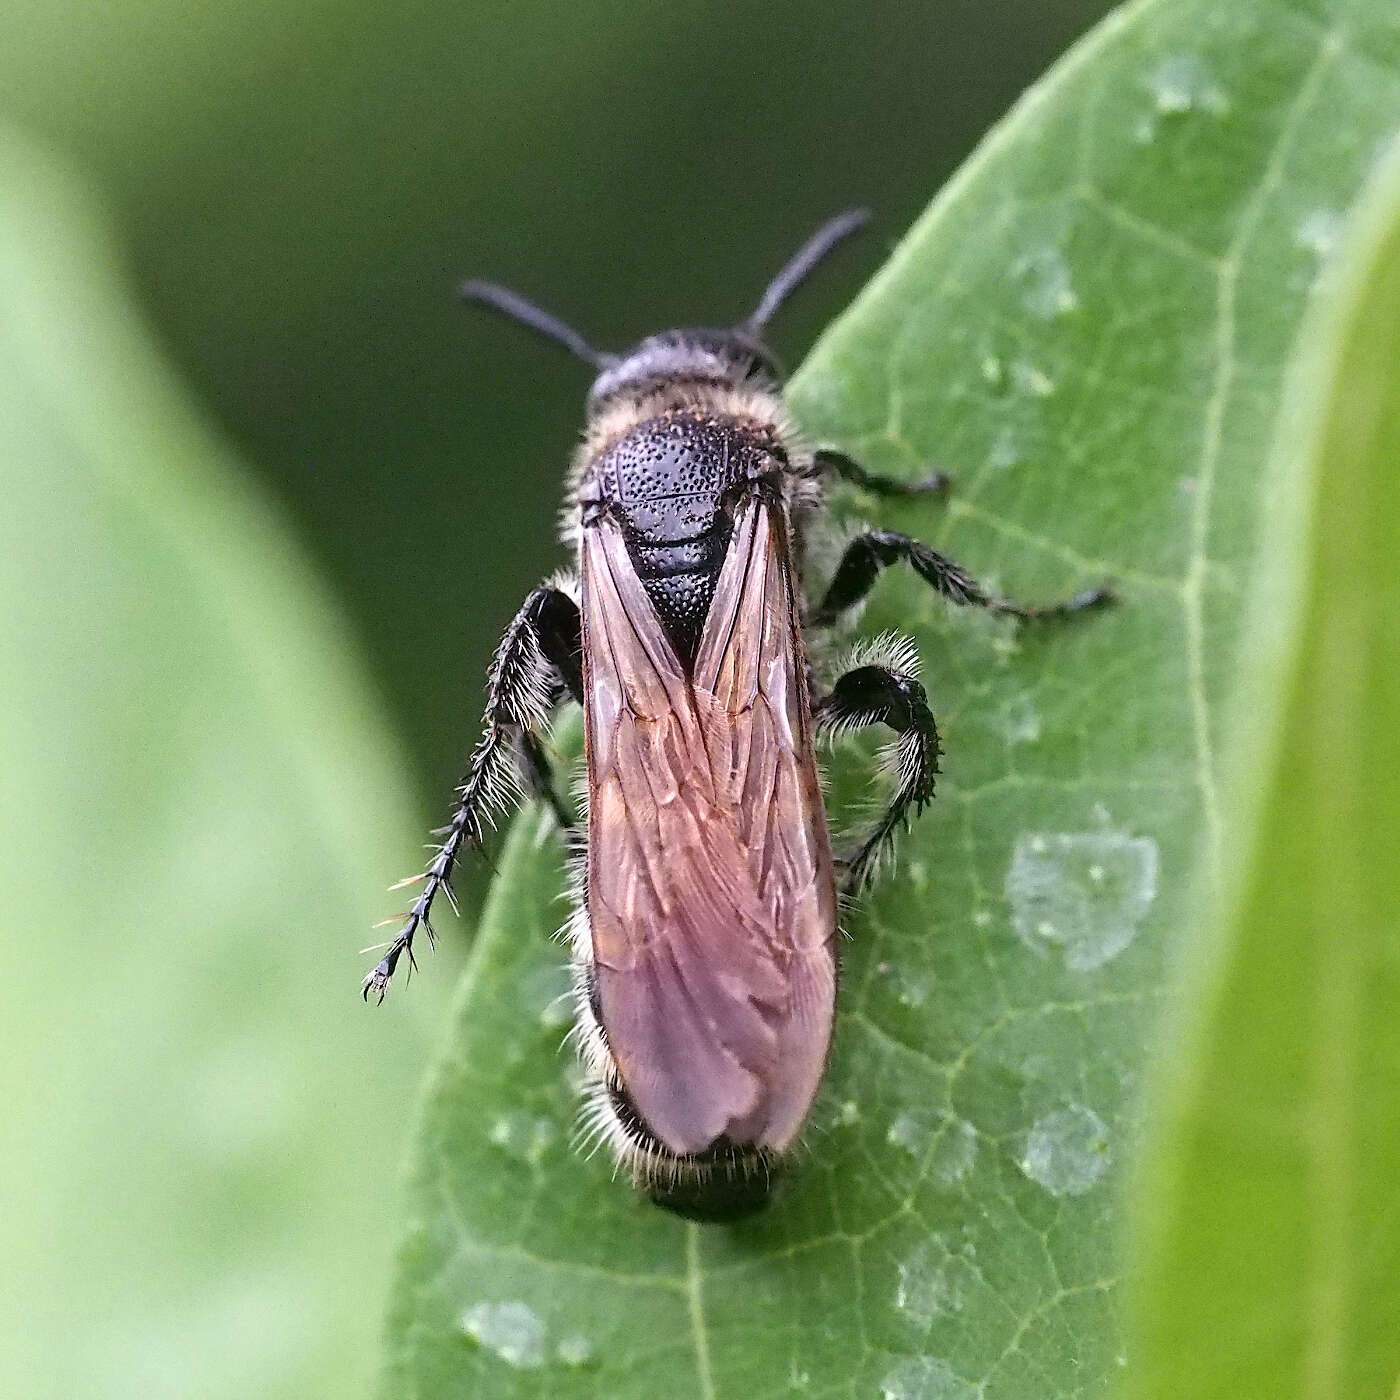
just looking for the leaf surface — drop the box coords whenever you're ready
[1125,135,1400,1400]
[380,3,1400,1396]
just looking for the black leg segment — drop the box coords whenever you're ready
[529,586,585,704]
[814,448,950,499]
[364,585,582,1001]
[816,661,942,892]
[519,728,576,835]
[813,529,1114,627]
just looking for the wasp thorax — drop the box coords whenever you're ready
[586,328,781,411]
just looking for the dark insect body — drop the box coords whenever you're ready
[365,211,1112,1220]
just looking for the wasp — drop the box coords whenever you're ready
[365,210,1111,1219]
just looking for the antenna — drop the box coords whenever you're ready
[741,208,872,335]
[459,280,615,367]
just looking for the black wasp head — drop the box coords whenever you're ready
[584,328,782,412]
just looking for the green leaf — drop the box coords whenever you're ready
[1125,134,1400,1400]
[0,131,451,1400]
[379,3,1400,1396]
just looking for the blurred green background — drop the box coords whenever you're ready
[0,2,1118,1397]
[2,0,1113,795]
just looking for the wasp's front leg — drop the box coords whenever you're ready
[813,448,950,499]
[363,585,582,1001]
[812,529,1114,628]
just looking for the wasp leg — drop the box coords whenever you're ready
[519,724,577,835]
[812,529,1114,627]
[363,586,582,1002]
[814,448,950,499]
[815,659,942,893]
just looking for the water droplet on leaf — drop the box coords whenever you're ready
[1005,829,1159,969]
[1011,360,1055,397]
[1296,208,1343,259]
[1148,54,1230,116]
[895,1241,962,1329]
[1011,247,1079,319]
[555,1333,595,1367]
[1135,55,1229,142]
[487,1111,559,1166]
[460,1301,547,1368]
[1020,1104,1111,1196]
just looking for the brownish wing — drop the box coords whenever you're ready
[581,497,837,1158]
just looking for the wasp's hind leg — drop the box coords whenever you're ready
[814,448,950,499]
[812,530,1114,628]
[363,585,582,1001]
[815,639,942,893]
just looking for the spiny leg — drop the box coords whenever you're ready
[363,585,582,1001]
[815,652,942,893]
[814,448,950,499]
[812,529,1114,628]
